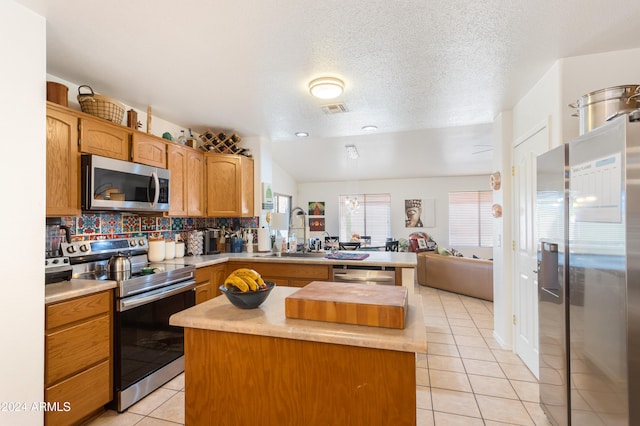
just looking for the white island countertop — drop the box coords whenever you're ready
[170,285,427,354]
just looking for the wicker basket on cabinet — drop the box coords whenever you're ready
[77,85,125,124]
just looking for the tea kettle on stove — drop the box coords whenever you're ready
[107,251,132,280]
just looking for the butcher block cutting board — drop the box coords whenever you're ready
[284,281,408,329]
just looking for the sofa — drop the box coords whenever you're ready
[416,251,493,301]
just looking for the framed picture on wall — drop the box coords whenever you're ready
[308,201,325,216]
[261,182,273,210]
[405,199,423,227]
[405,198,435,227]
[309,217,325,231]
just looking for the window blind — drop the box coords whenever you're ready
[339,194,391,246]
[448,191,493,247]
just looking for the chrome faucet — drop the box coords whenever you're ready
[289,206,308,252]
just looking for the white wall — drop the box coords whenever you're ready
[1,2,45,424]
[272,160,298,202]
[512,62,562,148]
[298,175,493,258]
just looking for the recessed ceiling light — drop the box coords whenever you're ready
[345,144,359,159]
[295,132,309,137]
[308,77,345,99]
[361,125,378,131]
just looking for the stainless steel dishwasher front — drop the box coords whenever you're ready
[331,264,396,285]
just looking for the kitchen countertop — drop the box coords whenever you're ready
[163,250,418,269]
[45,251,417,304]
[45,279,117,305]
[170,285,427,353]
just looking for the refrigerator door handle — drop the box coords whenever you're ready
[540,287,560,299]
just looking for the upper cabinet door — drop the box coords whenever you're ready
[167,144,188,216]
[205,154,254,217]
[187,149,204,217]
[131,132,167,168]
[240,155,254,217]
[79,118,130,161]
[206,154,240,217]
[46,103,80,217]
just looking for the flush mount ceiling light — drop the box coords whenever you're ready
[345,144,359,160]
[361,125,378,132]
[309,77,345,99]
[295,132,309,137]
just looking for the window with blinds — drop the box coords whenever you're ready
[338,194,391,246]
[448,191,493,247]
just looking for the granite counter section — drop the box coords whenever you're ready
[45,279,116,305]
[163,250,417,269]
[170,285,427,353]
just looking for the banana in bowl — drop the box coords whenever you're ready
[219,268,276,309]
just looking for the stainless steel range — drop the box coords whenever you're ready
[62,236,196,412]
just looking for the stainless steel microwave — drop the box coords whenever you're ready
[81,154,170,212]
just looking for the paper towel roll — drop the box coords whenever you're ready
[258,228,271,252]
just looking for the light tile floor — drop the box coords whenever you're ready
[88,284,553,426]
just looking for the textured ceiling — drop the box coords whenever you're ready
[17,0,640,182]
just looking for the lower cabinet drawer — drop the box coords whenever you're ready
[45,360,111,426]
[46,290,111,330]
[46,314,110,385]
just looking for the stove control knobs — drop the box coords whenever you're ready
[138,239,146,247]
[129,240,137,247]
[66,245,77,254]
[79,244,89,253]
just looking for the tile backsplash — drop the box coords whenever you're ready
[60,213,260,241]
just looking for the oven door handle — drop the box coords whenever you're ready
[119,279,197,312]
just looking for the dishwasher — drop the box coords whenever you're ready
[332,264,396,285]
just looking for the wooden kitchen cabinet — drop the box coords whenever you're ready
[45,290,113,426]
[168,144,204,217]
[227,261,330,288]
[131,131,167,168]
[187,149,205,217]
[205,153,254,217]
[79,117,130,161]
[46,102,80,217]
[195,264,227,304]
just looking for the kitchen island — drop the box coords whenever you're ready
[170,284,427,426]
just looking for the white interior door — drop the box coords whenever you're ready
[513,125,548,377]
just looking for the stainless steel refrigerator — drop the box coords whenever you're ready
[537,115,640,426]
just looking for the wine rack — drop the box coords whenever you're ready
[199,130,242,154]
